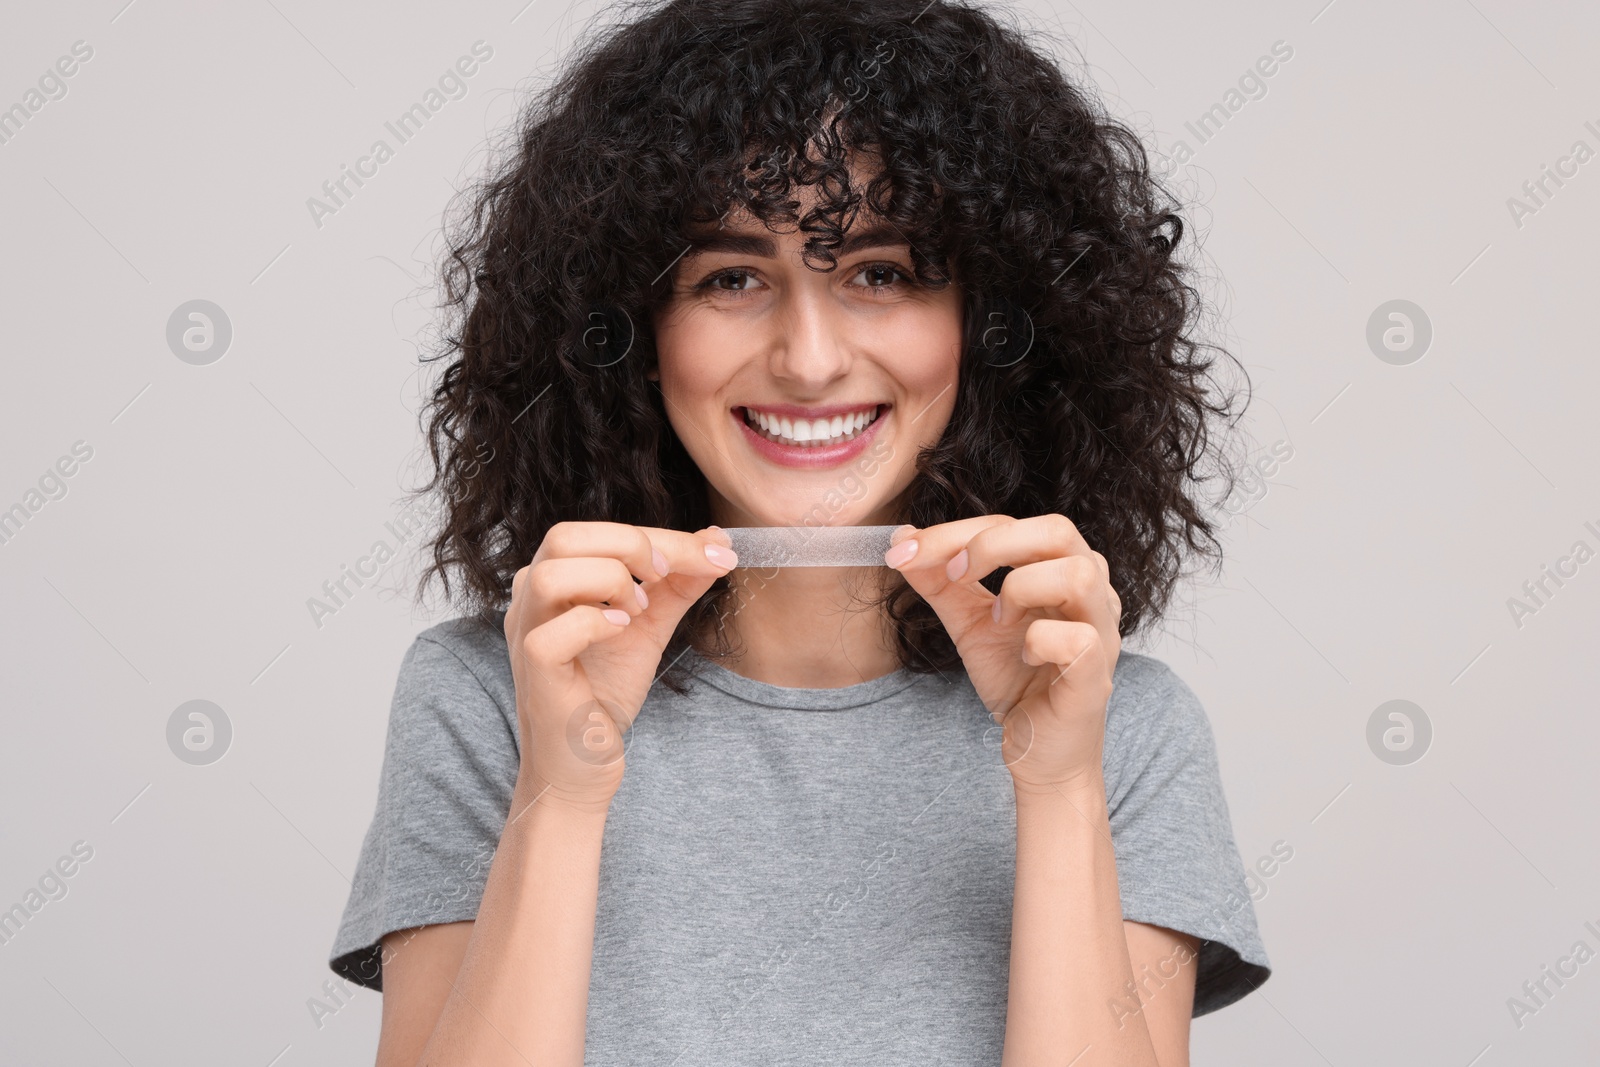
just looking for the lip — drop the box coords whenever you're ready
[740,401,883,420]
[734,403,888,469]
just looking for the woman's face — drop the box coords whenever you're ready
[650,191,964,529]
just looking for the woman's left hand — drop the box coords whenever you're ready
[885,514,1122,795]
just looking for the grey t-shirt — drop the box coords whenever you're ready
[330,613,1270,1061]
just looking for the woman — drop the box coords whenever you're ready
[329,0,1271,1062]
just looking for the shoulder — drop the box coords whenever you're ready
[412,610,510,668]
[1105,651,1212,744]
[401,612,513,700]
[1101,651,1222,801]
[386,612,518,750]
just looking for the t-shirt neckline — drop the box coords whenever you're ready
[677,645,923,711]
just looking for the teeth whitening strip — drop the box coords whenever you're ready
[722,525,902,567]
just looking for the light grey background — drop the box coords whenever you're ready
[2,0,1596,1063]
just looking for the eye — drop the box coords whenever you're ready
[691,261,913,300]
[852,262,912,293]
[695,268,764,298]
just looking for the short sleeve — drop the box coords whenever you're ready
[327,632,520,992]
[1102,654,1272,1016]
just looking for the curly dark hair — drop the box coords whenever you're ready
[408,0,1252,695]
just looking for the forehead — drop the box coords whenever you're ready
[681,142,899,254]
[682,216,912,259]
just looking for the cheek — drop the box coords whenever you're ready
[886,308,964,394]
[654,314,714,390]
[652,314,742,437]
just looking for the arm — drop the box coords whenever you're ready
[375,781,608,1067]
[883,518,1254,1064]
[367,523,734,1065]
[375,923,471,1065]
[1003,775,1196,1067]
[1120,919,1199,1065]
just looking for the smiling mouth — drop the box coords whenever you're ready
[739,405,885,448]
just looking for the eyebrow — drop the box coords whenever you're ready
[681,222,909,260]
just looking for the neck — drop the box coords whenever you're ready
[695,564,903,687]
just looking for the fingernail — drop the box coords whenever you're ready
[634,583,650,609]
[652,546,669,577]
[884,538,918,569]
[705,544,738,568]
[946,549,969,581]
[991,597,1002,623]
[890,523,916,544]
[602,608,631,625]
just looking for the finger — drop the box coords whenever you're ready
[622,525,737,621]
[634,524,738,579]
[505,525,735,669]
[884,516,1014,640]
[504,564,540,655]
[618,524,739,587]
[1089,548,1110,582]
[992,555,1118,630]
[530,522,736,598]
[1020,618,1115,698]
[946,513,1094,587]
[522,556,649,630]
[884,515,1013,606]
[515,604,639,700]
[531,518,681,579]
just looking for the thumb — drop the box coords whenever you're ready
[632,525,737,638]
[884,523,990,640]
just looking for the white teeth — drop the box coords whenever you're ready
[745,406,879,447]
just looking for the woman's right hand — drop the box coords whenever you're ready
[503,522,738,815]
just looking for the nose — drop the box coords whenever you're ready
[767,283,852,391]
